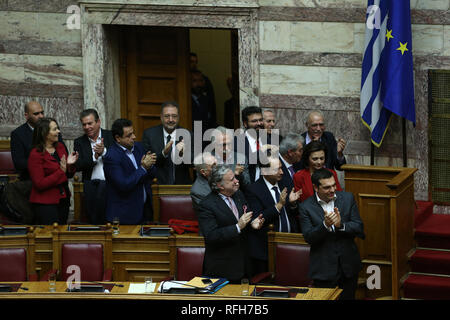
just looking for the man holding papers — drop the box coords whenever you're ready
[197,165,265,283]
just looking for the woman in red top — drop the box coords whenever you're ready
[293,140,342,202]
[28,118,78,225]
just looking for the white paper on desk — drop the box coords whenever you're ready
[128,283,156,294]
[157,281,188,293]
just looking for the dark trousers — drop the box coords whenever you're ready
[33,197,70,225]
[313,274,358,300]
[83,179,107,225]
[250,258,268,278]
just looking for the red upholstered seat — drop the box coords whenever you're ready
[273,243,311,287]
[61,243,104,282]
[159,195,196,224]
[176,247,205,281]
[0,150,15,174]
[0,248,27,281]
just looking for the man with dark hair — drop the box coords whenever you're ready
[191,69,216,132]
[141,101,192,185]
[197,165,264,283]
[299,168,365,300]
[103,119,157,224]
[300,110,347,171]
[235,106,265,183]
[10,101,45,180]
[74,109,114,224]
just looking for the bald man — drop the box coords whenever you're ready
[300,110,347,171]
[10,101,45,180]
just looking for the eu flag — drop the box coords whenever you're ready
[360,0,416,147]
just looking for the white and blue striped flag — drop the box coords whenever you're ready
[360,0,416,147]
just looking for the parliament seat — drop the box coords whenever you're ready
[42,223,113,281]
[252,230,312,287]
[151,184,192,223]
[159,195,196,224]
[0,150,15,175]
[0,227,37,281]
[168,233,205,280]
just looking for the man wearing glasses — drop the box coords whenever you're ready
[141,101,192,185]
[300,110,347,171]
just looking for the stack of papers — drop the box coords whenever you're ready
[128,283,156,294]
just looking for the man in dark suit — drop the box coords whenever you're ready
[103,119,157,224]
[197,165,264,283]
[234,106,266,183]
[300,110,347,171]
[141,101,192,185]
[74,109,114,224]
[245,157,301,275]
[10,101,45,180]
[278,132,305,190]
[299,168,364,300]
[262,109,283,145]
[190,152,217,213]
[191,69,216,132]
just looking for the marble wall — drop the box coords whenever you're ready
[1,0,449,202]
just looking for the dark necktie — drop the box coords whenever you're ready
[167,135,175,184]
[288,165,296,178]
[272,186,289,232]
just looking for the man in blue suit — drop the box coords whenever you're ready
[103,119,157,224]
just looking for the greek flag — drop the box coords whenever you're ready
[360,0,416,147]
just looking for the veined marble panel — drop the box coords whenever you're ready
[81,0,258,7]
[412,25,445,55]
[260,64,361,97]
[259,0,449,10]
[259,21,291,51]
[2,0,79,13]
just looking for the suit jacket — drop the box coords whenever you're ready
[245,177,300,261]
[300,131,346,171]
[73,129,114,182]
[190,173,211,213]
[103,142,156,224]
[299,191,365,281]
[197,190,252,281]
[279,156,295,191]
[141,124,192,185]
[28,142,75,204]
[11,123,66,180]
[234,134,259,183]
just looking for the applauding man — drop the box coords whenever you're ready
[197,165,264,283]
[103,119,157,224]
[299,168,364,300]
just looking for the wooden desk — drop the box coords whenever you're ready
[0,282,341,300]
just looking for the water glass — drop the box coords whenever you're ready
[48,273,56,292]
[241,278,249,296]
[144,276,153,293]
[112,217,120,234]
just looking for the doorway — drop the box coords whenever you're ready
[119,26,239,140]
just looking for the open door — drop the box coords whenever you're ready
[120,26,191,140]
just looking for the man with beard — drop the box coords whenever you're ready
[234,106,266,183]
[191,69,216,133]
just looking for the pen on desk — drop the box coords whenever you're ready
[19,287,29,290]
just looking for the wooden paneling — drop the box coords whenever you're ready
[343,164,417,300]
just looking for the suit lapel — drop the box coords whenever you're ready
[215,193,238,222]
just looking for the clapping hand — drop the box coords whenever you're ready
[324,207,342,228]
[251,213,265,230]
[93,138,105,159]
[141,152,157,170]
[288,187,302,203]
[67,151,79,165]
[337,138,346,155]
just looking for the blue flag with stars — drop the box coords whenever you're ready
[360,0,416,147]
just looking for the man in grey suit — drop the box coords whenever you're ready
[299,168,364,300]
[190,152,217,212]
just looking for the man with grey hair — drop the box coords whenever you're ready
[300,110,346,171]
[197,165,264,283]
[263,109,283,144]
[207,126,251,191]
[190,152,217,212]
[279,132,305,189]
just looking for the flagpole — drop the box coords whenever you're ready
[402,117,407,167]
[370,143,375,165]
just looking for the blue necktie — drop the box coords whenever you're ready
[272,186,288,232]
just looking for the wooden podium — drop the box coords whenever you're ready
[342,164,417,300]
